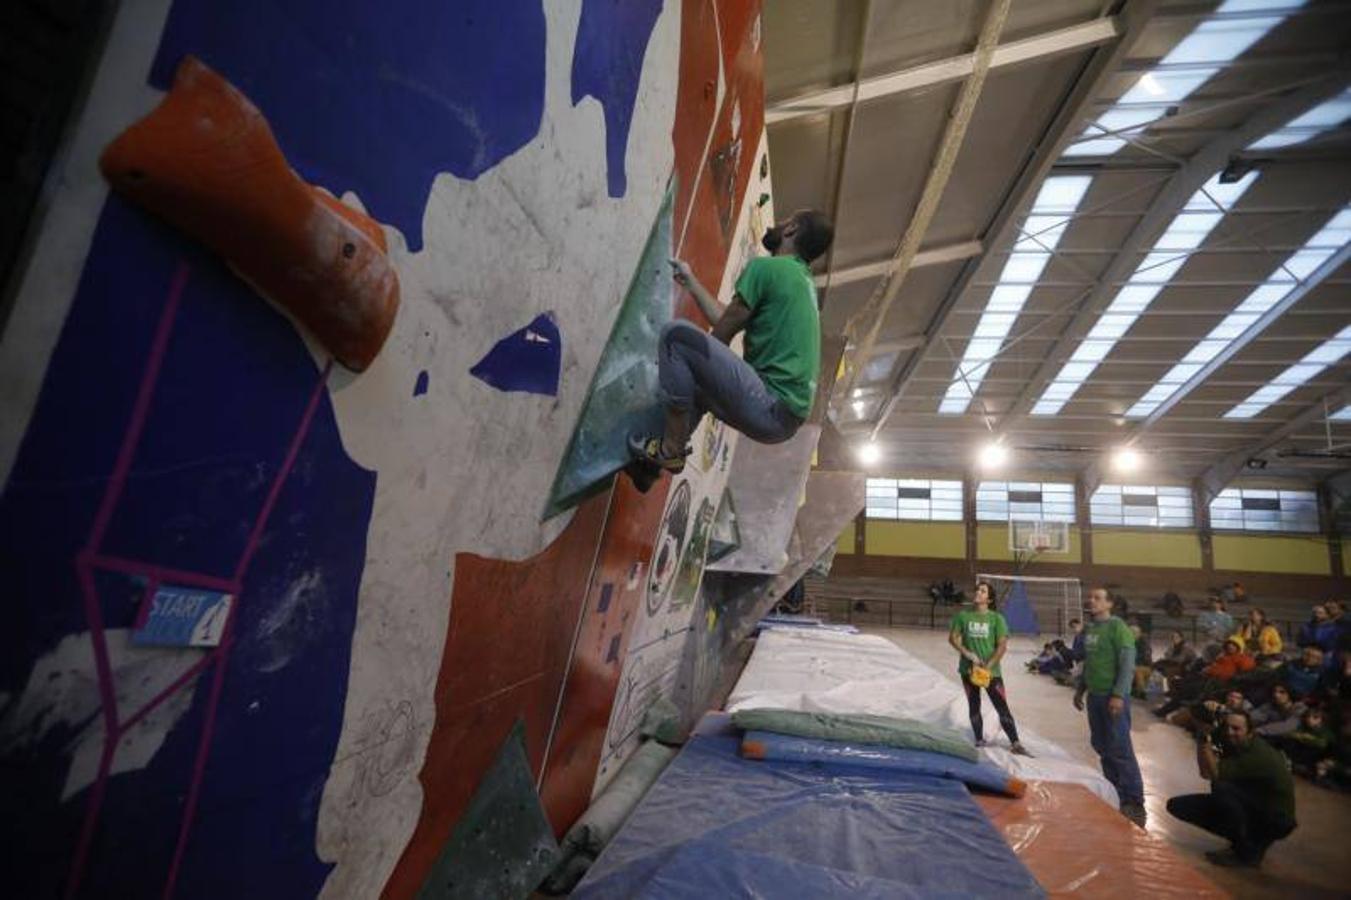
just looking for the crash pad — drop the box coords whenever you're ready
[572,713,1043,899]
[730,708,978,762]
[740,731,1026,797]
[976,782,1226,898]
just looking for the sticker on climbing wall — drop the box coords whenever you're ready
[696,419,724,473]
[647,479,690,615]
[707,487,740,564]
[665,496,715,612]
[132,586,233,647]
[469,312,561,396]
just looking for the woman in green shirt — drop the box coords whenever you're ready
[949,581,1031,755]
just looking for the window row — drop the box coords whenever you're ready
[864,479,1321,532]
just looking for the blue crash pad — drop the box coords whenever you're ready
[572,714,1044,899]
[741,731,1024,797]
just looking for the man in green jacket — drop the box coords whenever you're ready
[1074,586,1147,827]
[628,210,834,479]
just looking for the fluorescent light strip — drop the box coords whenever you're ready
[1031,171,1259,416]
[939,176,1092,414]
[1126,208,1351,418]
[1064,0,1300,157]
[1248,87,1351,150]
[1224,325,1351,419]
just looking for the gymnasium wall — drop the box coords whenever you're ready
[835,516,1345,601]
[0,4,823,899]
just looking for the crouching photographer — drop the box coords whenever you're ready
[1165,710,1297,868]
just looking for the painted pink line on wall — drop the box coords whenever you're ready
[162,359,333,900]
[90,553,239,594]
[66,265,190,900]
[86,264,191,552]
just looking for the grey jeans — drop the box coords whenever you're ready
[657,320,803,444]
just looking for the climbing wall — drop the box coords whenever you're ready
[0,2,774,899]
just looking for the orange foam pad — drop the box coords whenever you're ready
[100,56,399,371]
[976,782,1230,899]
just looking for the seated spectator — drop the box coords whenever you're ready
[1237,607,1282,664]
[1153,638,1256,718]
[1298,604,1339,666]
[1166,711,1297,868]
[1204,637,1257,683]
[1154,630,1199,680]
[1325,600,1350,668]
[1251,684,1305,739]
[1131,624,1155,698]
[1197,596,1235,659]
[1279,646,1330,701]
[1068,618,1085,660]
[1052,619,1085,686]
[1171,689,1251,735]
[1027,642,1057,673]
[1313,709,1351,789]
[1269,707,1335,775]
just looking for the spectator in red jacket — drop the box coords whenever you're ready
[1203,637,1257,683]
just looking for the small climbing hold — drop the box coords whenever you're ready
[413,370,429,397]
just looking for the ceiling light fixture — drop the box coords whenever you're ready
[857,442,881,466]
[978,440,1008,470]
[1112,446,1142,473]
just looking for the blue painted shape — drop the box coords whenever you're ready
[149,0,548,250]
[572,0,663,197]
[0,197,375,900]
[469,312,561,396]
[1001,581,1040,635]
[413,370,429,397]
[597,582,614,613]
[133,587,233,647]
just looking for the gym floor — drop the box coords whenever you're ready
[862,627,1351,900]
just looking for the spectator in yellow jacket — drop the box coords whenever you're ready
[1237,607,1283,664]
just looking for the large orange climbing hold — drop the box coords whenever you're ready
[101,56,399,371]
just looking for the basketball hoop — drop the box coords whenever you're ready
[1009,518,1070,555]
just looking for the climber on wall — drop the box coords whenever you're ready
[628,209,835,482]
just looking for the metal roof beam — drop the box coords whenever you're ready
[1200,385,1351,501]
[767,17,1118,126]
[998,74,1351,427]
[866,1,1157,436]
[817,241,982,288]
[1128,244,1351,432]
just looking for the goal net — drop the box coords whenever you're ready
[977,573,1082,637]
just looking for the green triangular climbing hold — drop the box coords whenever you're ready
[544,181,675,518]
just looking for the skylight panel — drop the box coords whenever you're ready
[939,176,1092,414]
[1126,209,1351,418]
[1331,406,1351,421]
[1031,172,1259,415]
[1063,1,1299,157]
[1248,88,1351,150]
[1223,325,1351,419]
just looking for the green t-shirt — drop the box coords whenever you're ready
[734,255,820,419]
[950,609,1008,677]
[1083,615,1135,696]
[1218,736,1296,821]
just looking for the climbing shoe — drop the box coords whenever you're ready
[628,434,689,474]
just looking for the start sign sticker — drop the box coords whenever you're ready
[132,586,233,647]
